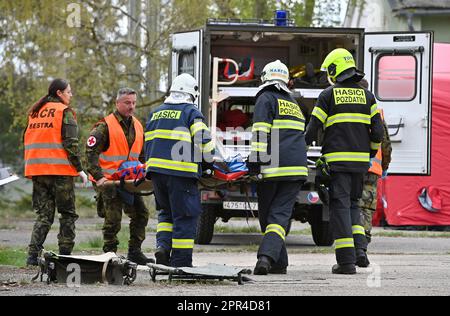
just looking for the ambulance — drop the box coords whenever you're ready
[169,14,433,245]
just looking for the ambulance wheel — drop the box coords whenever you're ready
[195,204,218,245]
[309,206,333,246]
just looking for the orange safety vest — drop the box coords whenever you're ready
[24,102,78,178]
[369,109,384,176]
[92,113,144,181]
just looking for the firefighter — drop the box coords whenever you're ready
[24,78,88,266]
[86,88,152,265]
[145,73,214,267]
[358,80,392,244]
[248,60,308,275]
[305,49,384,274]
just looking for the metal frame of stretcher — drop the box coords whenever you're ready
[147,263,252,285]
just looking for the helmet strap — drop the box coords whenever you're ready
[327,75,335,86]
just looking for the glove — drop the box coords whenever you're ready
[247,162,261,176]
[382,170,388,179]
[315,157,330,178]
[201,161,215,176]
[78,171,88,187]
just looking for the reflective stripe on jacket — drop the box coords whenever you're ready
[145,102,213,179]
[250,86,308,181]
[96,113,144,180]
[24,102,78,177]
[306,82,384,173]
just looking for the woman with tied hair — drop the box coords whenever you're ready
[24,78,87,265]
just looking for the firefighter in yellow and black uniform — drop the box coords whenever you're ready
[306,49,384,274]
[249,60,308,275]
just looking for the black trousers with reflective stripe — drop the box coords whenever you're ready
[329,172,367,265]
[151,173,201,267]
[257,180,303,269]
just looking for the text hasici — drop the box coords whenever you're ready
[333,88,367,105]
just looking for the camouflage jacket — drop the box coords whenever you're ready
[381,121,392,171]
[86,111,145,181]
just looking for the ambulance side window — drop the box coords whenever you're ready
[375,55,417,101]
[178,51,195,77]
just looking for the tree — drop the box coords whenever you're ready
[0,0,347,172]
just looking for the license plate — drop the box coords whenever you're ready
[223,201,258,210]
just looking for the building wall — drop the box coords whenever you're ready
[344,0,449,41]
[421,16,450,43]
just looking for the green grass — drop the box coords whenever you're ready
[74,230,131,252]
[373,231,450,238]
[211,225,312,236]
[215,225,261,234]
[0,196,35,220]
[289,228,312,236]
[0,223,17,230]
[0,247,28,267]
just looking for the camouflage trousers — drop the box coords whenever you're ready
[358,173,380,237]
[28,176,78,256]
[96,185,149,253]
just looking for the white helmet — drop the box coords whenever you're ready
[261,60,289,84]
[170,73,199,100]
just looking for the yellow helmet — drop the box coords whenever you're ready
[321,48,362,83]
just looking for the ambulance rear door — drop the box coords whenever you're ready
[171,30,203,110]
[364,32,433,175]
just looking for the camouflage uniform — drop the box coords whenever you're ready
[27,101,83,257]
[86,111,148,253]
[29,176,78,255]
[359,121,392,240]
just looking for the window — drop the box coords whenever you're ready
[375,55,416,101]
[178,51,195,77]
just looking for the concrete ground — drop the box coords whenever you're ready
[1,218,450,297]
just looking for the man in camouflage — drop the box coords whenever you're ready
[357,79,392,243]
[359,122,392,242]
[86,88,152,265]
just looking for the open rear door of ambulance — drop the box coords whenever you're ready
[364,32,433,175]
[171,30,203,110]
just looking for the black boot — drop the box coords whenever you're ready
[154,247,170,266]
[127,249,155,265]
[356,249,370,267]
[253,256,272,275]
[269,266,287,274]
[59,248,71,256]
[26,254,39,266]
[268,261,287,274]
[332,263,356,274]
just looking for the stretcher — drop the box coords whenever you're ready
[103,169,256,194]
[147,263,252,285]
[33,251,138,285]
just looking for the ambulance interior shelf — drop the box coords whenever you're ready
[211,30,358,90]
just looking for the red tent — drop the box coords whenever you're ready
[374,43,450,226]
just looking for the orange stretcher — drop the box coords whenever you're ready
[103,169,254,194]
